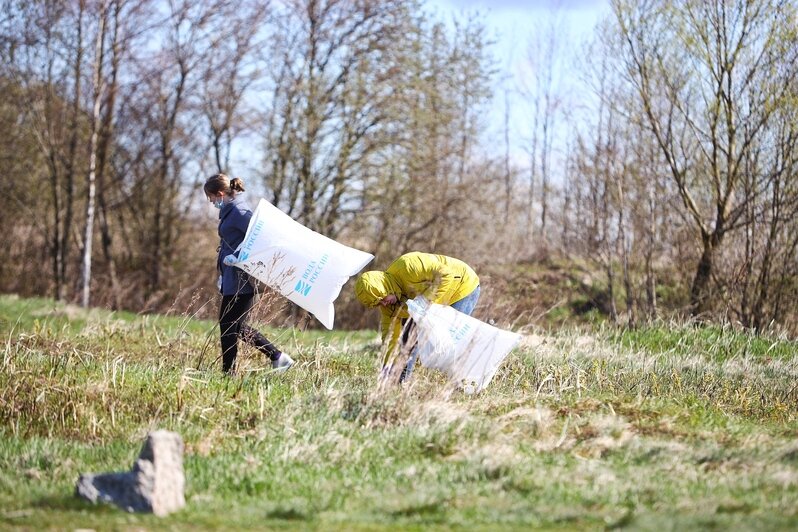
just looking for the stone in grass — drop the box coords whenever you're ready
[75,430,185,517]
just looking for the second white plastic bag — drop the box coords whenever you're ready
[406,297,521,393]
[230,199,373,329]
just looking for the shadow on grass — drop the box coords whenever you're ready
[0,495,118,528]
[32,494,100,512]
[388,499,448,524]
[265,506,310,520]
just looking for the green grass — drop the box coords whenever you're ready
[1,294,797,530]
[612,322,798,361]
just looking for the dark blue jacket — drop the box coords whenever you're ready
[217,195,254,296]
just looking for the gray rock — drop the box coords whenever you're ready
[76,430,185,516]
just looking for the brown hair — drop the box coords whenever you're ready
[203,173,246,196]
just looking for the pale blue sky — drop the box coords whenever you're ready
[430,0,608,40]
[427,0,611,165]
[230,0,611,194]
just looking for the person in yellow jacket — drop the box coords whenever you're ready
[354,251,480,382]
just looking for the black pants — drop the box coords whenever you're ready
[219,293,280,373]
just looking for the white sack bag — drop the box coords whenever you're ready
[230,199,373,329]
[406,297,521,393]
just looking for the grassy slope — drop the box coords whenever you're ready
[1,294,797,530]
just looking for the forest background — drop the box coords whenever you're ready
[2,0,797,336]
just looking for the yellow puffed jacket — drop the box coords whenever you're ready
[354,252,479,362]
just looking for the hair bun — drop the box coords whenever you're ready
[230,177,246,192]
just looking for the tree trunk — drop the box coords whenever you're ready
[752,177,782,331]
[606,258,618,324]
[617,176,635,328]
[503,90,511,224]
[96,0,122,310]
[690,234,717,316]
[82,1,107,308]
[644,183,657,320]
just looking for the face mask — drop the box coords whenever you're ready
[213,199,224,210]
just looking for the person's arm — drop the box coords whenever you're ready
[380,310,402,366]
[222,206,252,259]
[229,207,252,242]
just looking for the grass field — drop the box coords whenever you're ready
[1,293,797,530]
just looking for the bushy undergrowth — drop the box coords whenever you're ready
[1,294,797,530]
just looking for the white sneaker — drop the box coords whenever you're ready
[271,352,294,372]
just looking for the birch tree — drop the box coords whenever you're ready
[81,0,108,308]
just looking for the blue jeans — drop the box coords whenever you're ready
[450,285,481,315]
[400,285,481,383]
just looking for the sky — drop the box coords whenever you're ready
[427,0,611,166]
[429,0,609,64]
[228,0,611,200]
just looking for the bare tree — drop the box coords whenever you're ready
[262,0,414,236]
[521,10,566,241]
[127,0,244,294]
[94,0,127,310]
[353,13,495,261]
[14,2,88,301]
[81,0,109,308]
[613,0,798,316]
[199,1,268,174]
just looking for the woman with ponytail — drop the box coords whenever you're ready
[204,173,294,374]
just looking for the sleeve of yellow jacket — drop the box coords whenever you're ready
[379,306,408,366]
